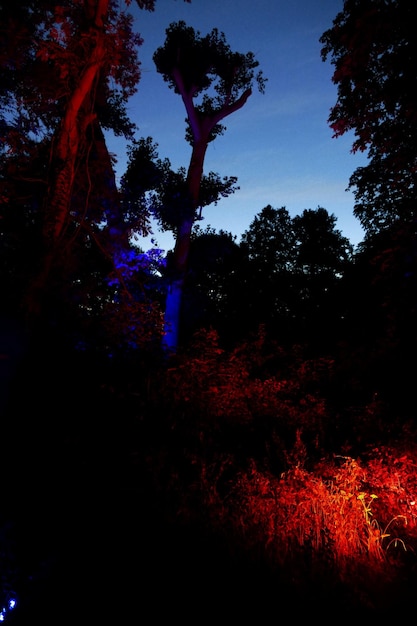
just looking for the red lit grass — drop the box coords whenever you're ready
[145,329,417,612]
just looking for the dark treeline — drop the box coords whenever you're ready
[1,0,417,621]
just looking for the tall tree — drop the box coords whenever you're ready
[239,206,297,338]
[1,0,144,322]
[291,207,353,348]
[28,0,144,317]
[237,205,353,349]
[320,0,417,238]
[153,20,266,353]
[293,208,353,278]
[1,1,192,327]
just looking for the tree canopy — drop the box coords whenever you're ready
[320,0,417,237]
[153,20,266,146]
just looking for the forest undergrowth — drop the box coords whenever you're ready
[134,329,417,615]
[2,328,417,620]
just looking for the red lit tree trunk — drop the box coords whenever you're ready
[29,0,110,316]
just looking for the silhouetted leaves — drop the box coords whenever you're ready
[320,0,417,237]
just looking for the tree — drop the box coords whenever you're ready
[239,206,297,339]
[291,207,353,349]
[293,208,352,274]
[320,1,417,408]
[1,0,146,325]
[180,225,243,345]
[240,205,296,271]
[237,205,353,350]
[320,0,417,238]
[153,20,266,353]
[1,0,194,360]
[30,0,145,318]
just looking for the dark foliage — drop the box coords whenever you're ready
[320,0,417,237]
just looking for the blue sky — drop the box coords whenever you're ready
[109,0,368,252]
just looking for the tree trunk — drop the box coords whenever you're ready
[163,139,207,353]
[28,0,110,318]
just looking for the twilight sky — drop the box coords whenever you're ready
[109,0,368,252]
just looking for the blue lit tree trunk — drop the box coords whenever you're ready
[163,139,207,353]
[163,219,194,353]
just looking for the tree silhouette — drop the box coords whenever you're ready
[238,206,353,349]
[320,0,417,238]
[178,225,243,345]
[153,20,266,353]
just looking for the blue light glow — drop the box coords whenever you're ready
[0,595,17,622]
